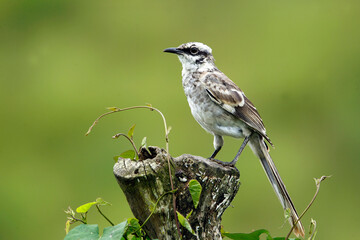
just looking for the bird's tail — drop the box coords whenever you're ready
[248,133,305,237]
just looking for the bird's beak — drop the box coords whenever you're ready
[163,47,182,55]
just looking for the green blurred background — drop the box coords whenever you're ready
[1,0,359,239]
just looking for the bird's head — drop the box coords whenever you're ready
[164,42,215,71]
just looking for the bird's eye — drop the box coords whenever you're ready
[190,47,199,55]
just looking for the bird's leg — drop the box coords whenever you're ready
[209,146,222,159]
[228,134,251,166]
[211,134,252,166]
[209,134,252,166]
[209,135,224,159]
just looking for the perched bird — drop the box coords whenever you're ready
[164,42,305,237]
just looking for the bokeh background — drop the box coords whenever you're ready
[1,0,359,239]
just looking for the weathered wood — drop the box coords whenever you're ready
[113,146,240,240]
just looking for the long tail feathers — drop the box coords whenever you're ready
[248,134,305,237]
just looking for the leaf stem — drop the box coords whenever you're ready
[96,205,114,226]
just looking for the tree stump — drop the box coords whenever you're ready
[113,146,240,240]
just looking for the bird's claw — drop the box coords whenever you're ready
[208,158,236,167]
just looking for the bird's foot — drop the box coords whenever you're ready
[208,157,236,167]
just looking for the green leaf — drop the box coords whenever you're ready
[127,218,140,228]
[223,230,301,240]
[141,137,147,148]
[95,197,111,206]
[65,224,99,240]
[107,107,118,111]
[167,126,172,135]
[273,238,300,240]
[100,221,128,240]
[188,179,202,209]
[140,137,151,155]
[120,150,136,159]
[126,218,142,237]
[113,155,120,162]
[186,209,193,219]
[284,208,291,221]
[177,211,196,236]
[65,220,71,234]
[128,124,136,139]
[76,201,97,213]
[223,229,271,240]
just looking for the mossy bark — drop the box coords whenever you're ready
[113,146,240,240]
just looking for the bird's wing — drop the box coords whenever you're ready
[201,72,273,146]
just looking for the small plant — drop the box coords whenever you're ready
[64,181,200,239]
[65,197,149,239]
[65,105,329,239]
[221,176,329,240]
[111,124,152,162]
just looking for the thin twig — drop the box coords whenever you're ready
[86,106,166,138]
[113,131,149,177]
[70,217,86,225]
[112,133,140,158]
[285,175,330,240]
[86,105,180,236]
[82,212,87,224]
[139,189,178,229]
[96,205,114,226]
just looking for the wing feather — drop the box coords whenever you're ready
[201,72,273,146]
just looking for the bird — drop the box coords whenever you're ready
[164,42,305,237]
